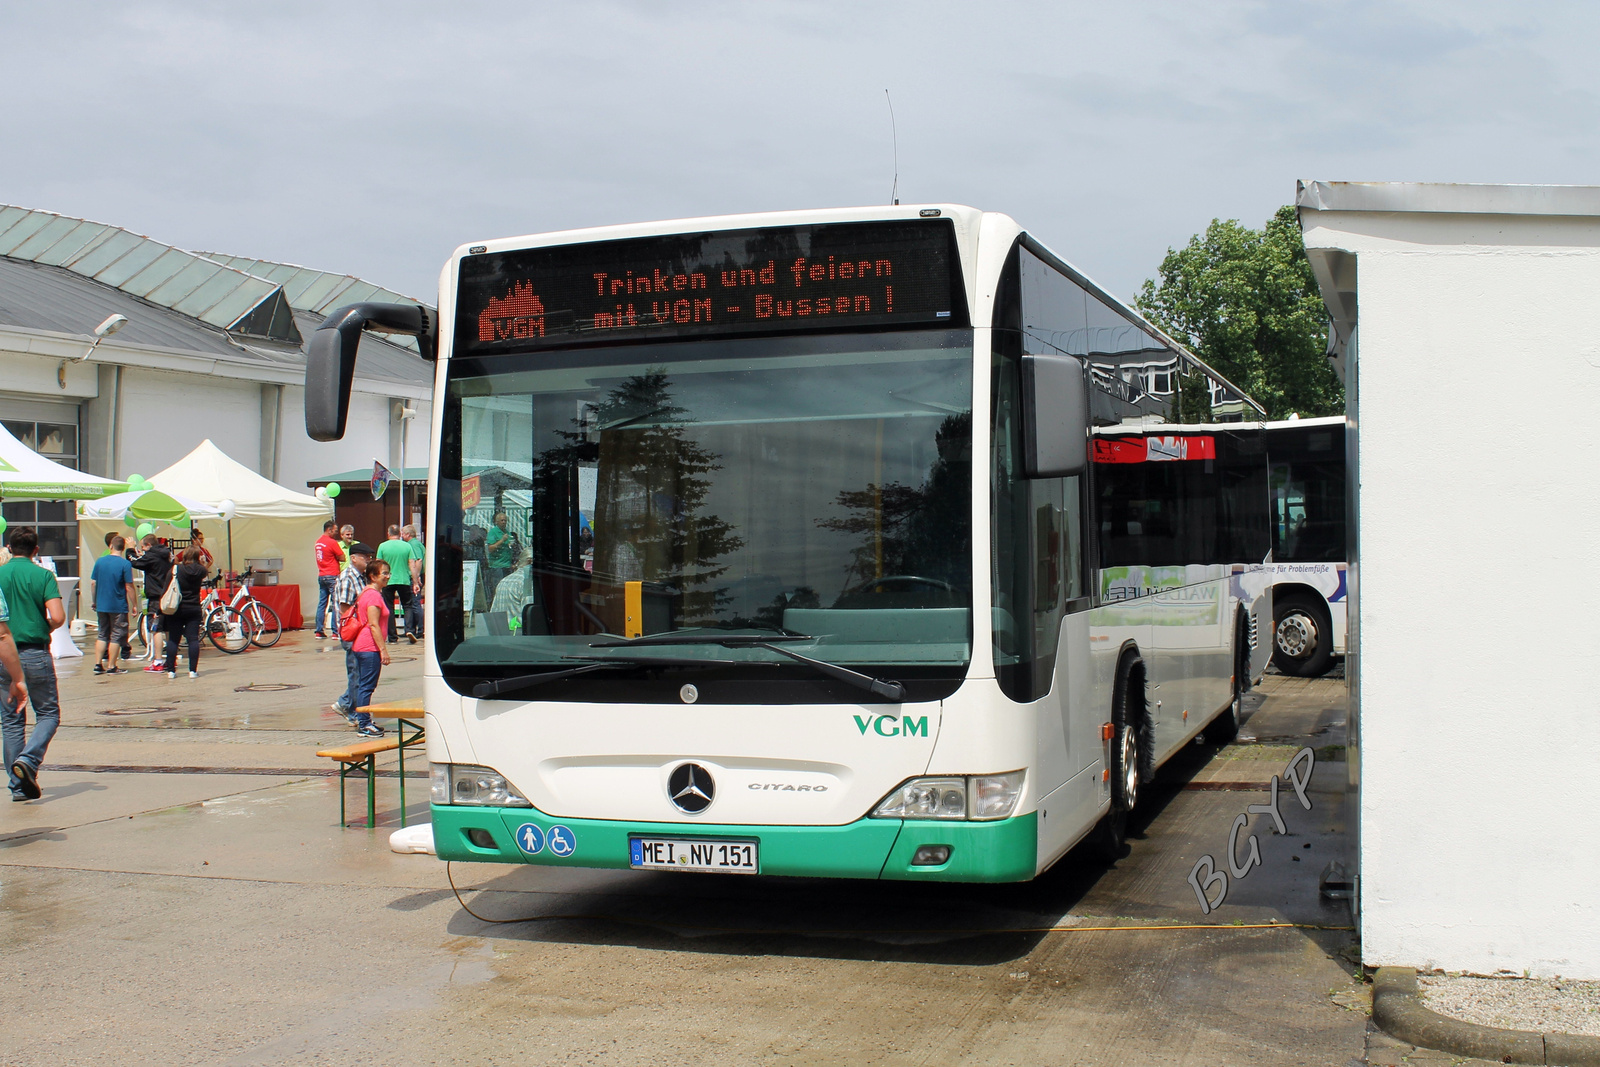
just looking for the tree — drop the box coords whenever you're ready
[1137,206,1342,420]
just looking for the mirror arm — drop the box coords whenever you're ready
[304,303,437,442]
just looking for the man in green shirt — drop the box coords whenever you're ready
[402,524,425,640]
[0,528,63,801]
[375,526,414,644]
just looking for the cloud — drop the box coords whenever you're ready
[4,1,1600,302]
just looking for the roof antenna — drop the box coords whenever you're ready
[885,89,899,206]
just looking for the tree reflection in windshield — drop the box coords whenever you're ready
[590,370,743,623]
[816,412,972,609]
[527,370,742,629]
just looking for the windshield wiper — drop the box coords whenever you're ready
[474,662,622,698]
[589,635,905,702]
[472,655,741,699]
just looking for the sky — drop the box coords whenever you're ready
[5,1,1600,306]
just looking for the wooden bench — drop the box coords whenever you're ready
[317,699,426,829]
[317,739,403,829]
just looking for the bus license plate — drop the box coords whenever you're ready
[630,836,759,874]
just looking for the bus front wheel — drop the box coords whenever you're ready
[1092,655,1147,859]
[1272,594,1334,678]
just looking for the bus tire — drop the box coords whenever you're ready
[1110,654,1147,813]
[1204,615,1247,744]
[1091,654,1147,859]
[1272,593,1334,678]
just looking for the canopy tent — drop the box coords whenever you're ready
[0,421,127,501]
[147,440,330,520]
[78,489,225,523]
[77,441,332,624]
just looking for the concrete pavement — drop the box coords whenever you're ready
[0,639,1373,1065]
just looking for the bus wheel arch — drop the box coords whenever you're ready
[1204,610,1248,744]
[1271,586,1335,678]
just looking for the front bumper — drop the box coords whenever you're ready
[432,804,1038,882]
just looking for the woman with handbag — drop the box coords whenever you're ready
[161,547,208,678]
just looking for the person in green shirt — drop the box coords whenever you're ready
[484,511,516,591]
[0,528,64,801]
[375,527,414,644]
[402,524,425,640]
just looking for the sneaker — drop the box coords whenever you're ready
[93,663,106,675]
[356,723,385,738]
[143,663,164,673]
[188,671,197,678]
[11,793,27,802]
[313,631,327,639]
[407,632,417,645]
[167,671,176,679]
[11,761,40,800]
[105,667,127,675]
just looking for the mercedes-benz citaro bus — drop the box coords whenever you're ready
[303,205,1272,883]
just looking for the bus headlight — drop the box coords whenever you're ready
[432,763,533,807]
[873,777,967,819]
[871,771,1025,821]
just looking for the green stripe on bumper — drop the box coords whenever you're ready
[432,805,1037,883]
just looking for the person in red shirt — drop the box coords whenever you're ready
[313,520,346,638]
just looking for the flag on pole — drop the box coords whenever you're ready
[371,460,395,501]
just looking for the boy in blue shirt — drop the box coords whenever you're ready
[88,535,136,675]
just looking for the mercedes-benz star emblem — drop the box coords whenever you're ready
[668,763,715,814]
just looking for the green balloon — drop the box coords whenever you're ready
[0,517,7,537]
[125,513,139,527]
[325,482,341,499]
[136,523,154,539]
[173,514,191,530]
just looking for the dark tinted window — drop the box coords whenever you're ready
[1269,423,1346,562]
[1095,429,1267,568]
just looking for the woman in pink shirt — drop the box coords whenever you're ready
[350,560,391,737]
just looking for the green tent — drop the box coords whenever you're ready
[0,421,128,500]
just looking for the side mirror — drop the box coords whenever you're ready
[1020,353,1088,478]
[305,303,437,442]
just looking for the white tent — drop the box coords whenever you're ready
[77,441,332,621]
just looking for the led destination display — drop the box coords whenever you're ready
[455,219,967,353]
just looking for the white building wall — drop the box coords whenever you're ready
[275,386,430,496]
[1304,207,1600,978]
[116,367,261,479]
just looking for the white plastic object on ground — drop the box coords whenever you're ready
[389,823,435,855]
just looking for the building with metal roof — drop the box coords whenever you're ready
[0,204,435,576]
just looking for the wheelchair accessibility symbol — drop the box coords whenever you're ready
[514,823,545,855]
[547,824,576,857]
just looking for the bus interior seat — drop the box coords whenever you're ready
[483,611,512,636]
[521,602,551,636]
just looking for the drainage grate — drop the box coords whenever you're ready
[232,683,305,693]
[99,706,178,716]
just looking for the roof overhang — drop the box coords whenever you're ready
[0,324,432,401]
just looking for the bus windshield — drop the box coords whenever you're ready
[434,328,974,703]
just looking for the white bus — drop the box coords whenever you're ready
[1263,416,1347,677]
[305,206,1272,882]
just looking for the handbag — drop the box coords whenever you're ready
[158,559,182,615]
[339,595,367,642]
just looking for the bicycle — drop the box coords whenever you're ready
[200,570,283,654]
